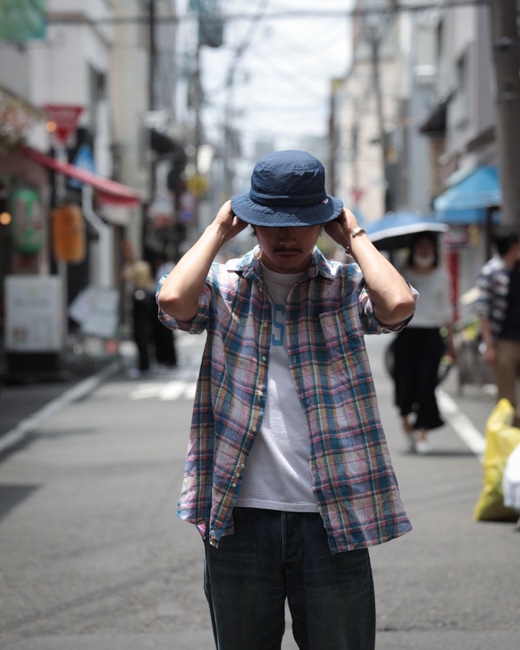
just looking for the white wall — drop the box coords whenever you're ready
[27,2,114,178]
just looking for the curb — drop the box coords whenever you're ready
[0,360,121,457]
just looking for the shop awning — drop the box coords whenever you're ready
[21,146,140,207]
[434,165,501,224]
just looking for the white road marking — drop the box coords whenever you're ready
[437,387,486,460]
[129,380,197,401]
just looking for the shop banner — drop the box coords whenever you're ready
[0,0,47,42]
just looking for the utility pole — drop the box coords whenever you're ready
[370,30,392,213]
[148,0,157,200]
[363,0,394,214]
[489,0,520,226]
[194,39,202,178]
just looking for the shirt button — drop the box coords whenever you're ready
[251,426,257,432]
[256,390,263,397]
[231,482,237,488]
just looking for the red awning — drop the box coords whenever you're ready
[21,146,140,207]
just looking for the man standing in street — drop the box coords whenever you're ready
[157,150,417,650]
[476,225,520,424]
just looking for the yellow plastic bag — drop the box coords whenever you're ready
[474,398,520,521]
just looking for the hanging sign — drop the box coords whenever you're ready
[43,104,84,144]
[10,186,44,254]
[69,143,97,188]
[179,191,196,224]
[52,204,86,264]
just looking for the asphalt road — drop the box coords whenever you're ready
[0,332,518,649]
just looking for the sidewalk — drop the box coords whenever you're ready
[0,335,137,454]
[0,360,121,456]
[0,338,176,456]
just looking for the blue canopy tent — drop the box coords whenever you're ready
[365,211,448,252]
[434,165,501,224]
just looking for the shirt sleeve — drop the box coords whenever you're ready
[156,273,211,333]
[357,271,419,334]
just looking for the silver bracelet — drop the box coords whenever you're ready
[345,227,366,256]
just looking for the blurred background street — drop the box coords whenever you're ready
[2,1,520,385]
[2,1,520,648]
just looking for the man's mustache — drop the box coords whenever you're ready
[274,246,301,253]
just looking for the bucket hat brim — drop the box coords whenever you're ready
[231,193,343,227]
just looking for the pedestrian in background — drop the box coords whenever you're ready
[129,260,156,378]
[120,238,136,330]
[157,150,417,650]
[476,225,520,425]
[154,254,177,368]
[393,232,456,454]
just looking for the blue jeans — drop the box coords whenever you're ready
[204,508,376,650]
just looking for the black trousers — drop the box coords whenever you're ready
[393,327,445,431]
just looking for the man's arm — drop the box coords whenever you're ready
[475,264,495,366]
[324,209,416,326]
[158,201,247,322]
[479,318,496,367]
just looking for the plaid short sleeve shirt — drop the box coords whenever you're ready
[158,246,415,553]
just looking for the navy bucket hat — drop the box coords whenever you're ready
[231,150,343,227]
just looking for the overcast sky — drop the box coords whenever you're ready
[194,0,356,159]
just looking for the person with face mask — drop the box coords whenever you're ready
[392,232,456,454]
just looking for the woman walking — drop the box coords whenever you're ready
[393,233,456,453]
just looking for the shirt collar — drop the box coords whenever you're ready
[227,246,336,283]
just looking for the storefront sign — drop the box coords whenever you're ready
[68,286,119,339]
[4,275,63,352]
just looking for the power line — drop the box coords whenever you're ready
[224,0,270,89]
[46,1,491,26]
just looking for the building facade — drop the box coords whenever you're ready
[334,0,520,321]
[0,1,183,377]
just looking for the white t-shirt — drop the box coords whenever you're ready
[236,265,319,512]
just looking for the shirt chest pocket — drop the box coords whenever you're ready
[318,311,366,380]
